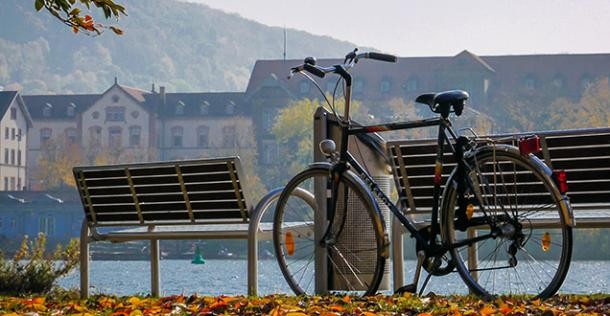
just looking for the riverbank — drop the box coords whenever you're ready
[1,292,609,315]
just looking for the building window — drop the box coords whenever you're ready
[580,75,593,91]
[353,79,365,94]
[171,126,183,147]
[10,149,15,165]
[67,103,76,117]
[524,75,536,90]
[17,129,22,141]
[226,101,236,115]
[105,106,125,122]
[262,140,279,164]
[197,126,209,148]
[4,127,8,139]
[200,101,210,115]
[380,78,392,93]
[17,150,21,166]
[40,128,52,144]
[262,108,277,133]
[39,216,56,236]
[299,81,310,94]
[176,101,185,116]
[65,128,77,145]
[89,126,102,145]
[108,126,122,148]
[10,107,16,120]
[92,111,100,119]
[43,103,52,117]
[3,149,8,164]
[552,75,564,88]
[112,95,120,103]
[222,126,236,148]
[405,78,418,92]
[10,177,15,191]
[129,126,141,146]
[3,177,7,191]
[11,128,15,140]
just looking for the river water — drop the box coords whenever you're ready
[58,260,609,296]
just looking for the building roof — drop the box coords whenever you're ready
[161,92,247,118]
[22,94,99,119]
[0,90,18,118]
[0,90,34,127]
[246,51,610,103]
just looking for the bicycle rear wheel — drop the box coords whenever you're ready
[442,146,572,299]
[273,164,387,296]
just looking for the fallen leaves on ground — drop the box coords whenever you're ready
[0,292,608,315]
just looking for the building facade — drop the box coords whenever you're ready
[0,91,32,191]
[0,50,609,191]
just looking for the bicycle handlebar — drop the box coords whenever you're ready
[289,49,397,79]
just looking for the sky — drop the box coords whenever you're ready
[180,0,610,57]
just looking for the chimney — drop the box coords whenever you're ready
[151,83,156,93]
[159,86,166,105]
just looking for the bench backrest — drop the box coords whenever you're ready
[387,128,610,214]
[73,157,249,227]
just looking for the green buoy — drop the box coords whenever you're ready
[191,245,205,264]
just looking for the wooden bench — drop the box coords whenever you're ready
[73,156,286,298]
[385,127,610,290]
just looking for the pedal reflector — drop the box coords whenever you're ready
[542,232,551,252]
[466,203,475,219]
[285,231,295,256]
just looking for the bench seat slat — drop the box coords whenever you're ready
[88,191,241,204]
[545,133,610,147]
[85,182,238,196]
[89,200,242,214]
[93,210,245,223]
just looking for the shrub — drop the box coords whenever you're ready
[0,233,79,295]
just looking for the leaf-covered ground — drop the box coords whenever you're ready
[1,292,609,315]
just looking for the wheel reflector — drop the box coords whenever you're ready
[542,232,551,252]
[285,231,295,256]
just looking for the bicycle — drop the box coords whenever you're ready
[272,49,574,299]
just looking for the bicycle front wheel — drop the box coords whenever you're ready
[273,164,387,296]
[442,146,572,299]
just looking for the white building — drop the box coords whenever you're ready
[0,91,33,191]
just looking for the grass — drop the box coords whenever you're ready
[0,290,609,315]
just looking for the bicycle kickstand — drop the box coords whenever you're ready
[394,250,426,295]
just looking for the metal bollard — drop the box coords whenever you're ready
[313,107,392,292]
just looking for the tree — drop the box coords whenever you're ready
[34,136,83,190]
[545,78,610,129]
[34,0,126,35]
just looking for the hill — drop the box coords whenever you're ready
[0,0,363,94]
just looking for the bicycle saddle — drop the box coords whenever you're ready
[415,90,469,117]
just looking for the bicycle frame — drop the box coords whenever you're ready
[331,116,462,252]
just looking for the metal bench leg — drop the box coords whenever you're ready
[151,239,160,297]
[80,220,90,299]
[248,187,284,296]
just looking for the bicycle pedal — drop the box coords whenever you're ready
[394,283,417,295]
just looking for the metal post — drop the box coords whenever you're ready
[150,239,160,297]
[313,107,392,292]
[392,218,405,292]
[313,107,328,294]
[467,228,478,283]
[80,220,90,299]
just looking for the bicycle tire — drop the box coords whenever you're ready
[441,146,572,299]
[273,163,387,296]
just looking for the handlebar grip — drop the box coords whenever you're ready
[368,52,398,63]
[303,63,326,78]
